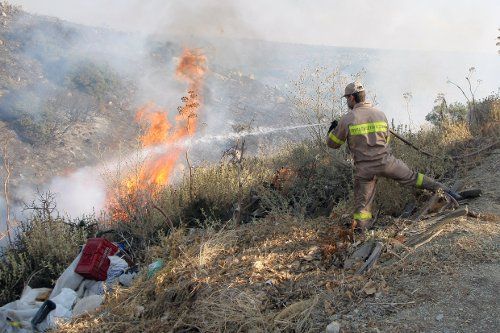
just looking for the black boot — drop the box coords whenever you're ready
[444,189,463,201]
[421,175,463,201]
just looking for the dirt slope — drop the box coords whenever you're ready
[344,149,500,332]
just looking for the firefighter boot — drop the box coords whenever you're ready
[352,218,374,235]
[420,175,463,201]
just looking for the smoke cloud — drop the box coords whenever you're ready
[2,0,499,218]
[13,0,500,53]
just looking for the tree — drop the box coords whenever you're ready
[289,66,353,148]
[446,67,482,128]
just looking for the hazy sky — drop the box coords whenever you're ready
[11,0,500,54]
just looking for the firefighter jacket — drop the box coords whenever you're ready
[327,102,390,164]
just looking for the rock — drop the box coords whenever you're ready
[73,295,104,317]
[0,40,3,46]
[134,305,145,318]
[436,313,444,321]
[362,280,377,295]
[326,321,341,333]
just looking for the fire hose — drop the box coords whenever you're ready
[327,121,498,160]
[388,129,437,158]
[389,129,499,161]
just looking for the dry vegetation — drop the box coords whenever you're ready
[1,18,498,327]
[1,3,498,331]
[57,111,498,332]
[1,70,498,331]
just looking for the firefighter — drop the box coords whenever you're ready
[327,81,462,233]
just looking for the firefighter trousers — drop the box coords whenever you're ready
[353,154,444,222]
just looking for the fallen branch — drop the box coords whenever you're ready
[414,180,464,221]
[414,193,441,221]
[412,229,444,250]
[382,207,471,269]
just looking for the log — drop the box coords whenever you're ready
[459,189,482,199]
[406,206,469,247]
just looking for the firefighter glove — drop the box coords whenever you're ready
[328,120,338,133]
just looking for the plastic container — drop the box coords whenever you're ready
[147,259,164,279]
[75,238,118,280]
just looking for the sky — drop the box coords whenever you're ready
[11,0,500,54]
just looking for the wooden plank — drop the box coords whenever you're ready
[356,241,383,274]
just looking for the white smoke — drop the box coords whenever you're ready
[4,0,500,219]
[48,166,106,217]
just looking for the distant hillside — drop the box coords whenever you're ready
[0,3,297,207]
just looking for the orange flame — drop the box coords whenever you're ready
[107,48,207,220]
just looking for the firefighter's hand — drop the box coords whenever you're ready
[328,120,338,133]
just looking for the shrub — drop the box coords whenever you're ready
[425,94,468,127]
[11,89,97,145]
[68,61,123,101]
[469,94,500,136]
[0,193,96,306]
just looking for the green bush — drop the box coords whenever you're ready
[426,94,468,127]
[68,61,123,101]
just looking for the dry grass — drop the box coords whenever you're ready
[56,116,500,332]
[58,198,499,332]
[59,216,351,332]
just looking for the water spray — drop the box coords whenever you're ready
[191,122,328,145]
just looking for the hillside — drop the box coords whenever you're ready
[61,147,500,332]
[0,3,499,333]
[0,3,297,211]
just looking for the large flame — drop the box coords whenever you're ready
[107,48,207,220]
